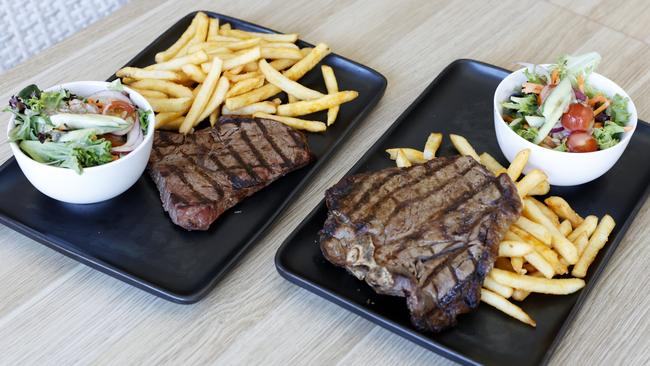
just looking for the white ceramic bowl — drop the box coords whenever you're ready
[494,68,637,186]
[7,81,155,204]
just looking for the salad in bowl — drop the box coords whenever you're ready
[494,52,637,186]
[5,81,155,204]
[500,52,632,152]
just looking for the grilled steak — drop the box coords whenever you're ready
[148,116,313,230]
[319,156,521,331]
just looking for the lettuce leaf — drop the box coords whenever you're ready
[607,94,630,126]
[593,122,625,150]
[502,94,539,117]
[19,138,112,174]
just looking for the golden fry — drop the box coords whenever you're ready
[261,41,299,49]
[206,17,219,41]
[116,67,184,82]
[423,133,443,160]
[222,47,261,70]
[568,215,598,242]
[148,97,193,113]
[253,112,326,132]
[545,196,584,228]
[260,47,303,60]
[574,232,589,256]
[259,59,324,100]
[395,149,412,168]
[572,215,616,278]
[155,112,182,129]
[219,28,298,43]
[269,58,299,71]
[479,152,507,176]
[209,109,219,126]
[516,169,547,198]
[528,180,550,196]
[507,149,530,181]
[129,79,193,98]
[484,276,514,298]
[559,220,572,237]
[480,288,536,327]
[181,64,206,83]
[226,76,265,98]
[523,251,555,279]
[155,15,198,62]
[277,91,359,116]
[490,268,585,295]
[510,257,526,274]
[514,216,552,246]
[198,76,230,122]
[385,148,427,164]
[523,199,579,264]
[180,58,223,133]
[149,51,208,71]
[225,70,261,82]
[449,134,480,161]
[222,101,277,115]
[243,61,258,72]
[498,241,533,257]
[527,197,560,226]
[130,88,167,99]
[321,65,339,126]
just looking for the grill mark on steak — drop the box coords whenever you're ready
[319,156,522,332]
[148,116,313,230]
[253,118,291,168]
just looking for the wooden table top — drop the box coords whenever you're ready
[1,0,649,364]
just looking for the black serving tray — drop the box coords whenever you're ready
[275,59,650,366]
[0,11,386,303]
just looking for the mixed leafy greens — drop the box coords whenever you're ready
[501,52,632,152]
[5,83,150,173]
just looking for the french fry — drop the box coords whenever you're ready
[259,59,324,100]
[198,76,230,122]
[222,47,261,70]
[148,97,193,113]
[222,101,277,115]
[484,277,514,298]
[226,76,265,98]
[511,289,530,302]
[523,199,579,264]
[121,77,136,84]
[545,196,584,228]
[260,47,303,60]
[207,17,219,41]
[531,240,567,275]
[179,12,209,56]
[116,67,184,82]
[395,149,412,168]
[449,134,480,161]
[129,79,193,98]
[225,43,330,110]
[514,216,552,246]
[219,28,298,43]
[480,288,536,327]
[243,61,258,72]
[155,15,198,62]
[209,109,219,127]
[510,257,526,274]
[229,65,245,74]
[269,58,298,71]
[574,232,589,256]
[559,220,573,237]
[181,64,207,83]
[253,112,326,132]
[221,23,231,31]
[149,51,209,71]
[498,241,533,257]
[572,215,616,278]
[516,169,547,198]
[157,116,185,131]
[385,148,427,164]
[523,251,555,279]
[527,197,560,226]
[155,112,182,129]
[225,70,261,82]
[277,91,358,116]
[507,149,530,181]
[130,88,167,99]
[479,152,507,176]
[568,215,598,242]
[321,65,339,126]
[490,268,585,295]
[423,133,443,160]
[261,41,299,49]
[271,98,282,105]
[528,180,550,196]
[180,58,223,133]
[189,38,261,53]
[288,94,299,103]
[495,257,515,272]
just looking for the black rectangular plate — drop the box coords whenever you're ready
[275,59,650,366]
[0,11,386,303]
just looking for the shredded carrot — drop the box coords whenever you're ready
[624,126,634,132]
[503,115,513,123]
[551,69,559,85]
[594,122,603,129]
[588,94,610,116]
[577,74,585,93]
[522,82,544,94]
[537,94,542,106]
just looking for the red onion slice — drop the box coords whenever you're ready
[111,119,142,153]
[87,90,132,105]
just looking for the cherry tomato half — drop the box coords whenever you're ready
[103,100,135,117]
[567,131,598,152]
[561,103,594,132]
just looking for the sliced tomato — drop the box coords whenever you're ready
[103,100,135,118]
[561,103,594,132]
[567,132,598,152]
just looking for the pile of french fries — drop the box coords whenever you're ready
[116,12,358,134]
[386,135,616,327]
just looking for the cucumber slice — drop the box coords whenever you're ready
[525,115,546,128]
[50,113,131,132]
[535,78,572,144]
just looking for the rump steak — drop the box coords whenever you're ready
[148,116,313,231]
[319,155,521,331]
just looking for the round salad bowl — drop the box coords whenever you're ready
[7,81,155,204]
[494,68,637,186]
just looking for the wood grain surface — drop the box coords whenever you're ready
[0,0,648,365]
